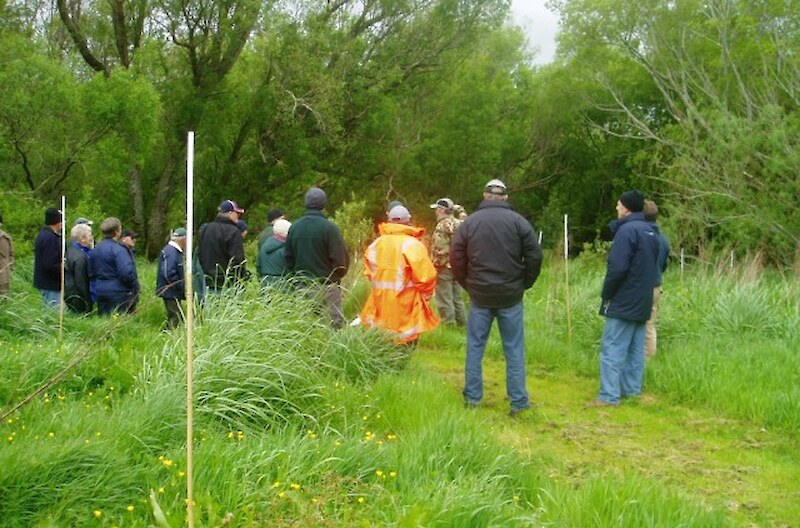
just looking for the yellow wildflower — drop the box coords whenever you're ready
[126,505,135,512]
[357,497,365,504]
[93,510,102,518]
[290,483,301,491]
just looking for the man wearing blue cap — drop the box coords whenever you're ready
[197,199,251,291]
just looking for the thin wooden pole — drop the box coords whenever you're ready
[59,196,66,341]
[564,214,572,343]
[185,131,195,528]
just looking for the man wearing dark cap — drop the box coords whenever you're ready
[118,229,141,311]
[257,208,285,249]
[451,179,544,417]
[34,207,64,308]
[587,190,660,408]
[197,199,251,291]
[285,186,349,328]
[430,197,466,326]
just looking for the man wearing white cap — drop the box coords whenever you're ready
[451,179,543,417]
[157,227,188,328]
[360,205,439,344]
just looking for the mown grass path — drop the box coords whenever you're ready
[416,343,800,528]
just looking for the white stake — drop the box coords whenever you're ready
[185,131,195,528]
[59,196,66,341]
[564,214,572,343]
[538,230,543,245]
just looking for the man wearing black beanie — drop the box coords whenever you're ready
[587,190,660,408]
[33,207,63,308]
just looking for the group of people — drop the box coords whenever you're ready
[30,209,147,317]
[7,179,669,416]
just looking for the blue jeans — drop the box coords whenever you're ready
[40,289,61,309]
[463,301,529,411]
[598,317,646,404]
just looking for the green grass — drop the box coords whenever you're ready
[0,253,797,526]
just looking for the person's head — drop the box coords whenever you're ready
[70,223,93,247]
[74,217,93,227]
[45,207,63,230]
[273,218,291,238]
[267,208,284,224]
[387,205,412,225]
[304,187,327,210]
[483,179,508,202]
[219,199,245,222]
[170,227,187,249]
[617,190,645,219]
[643,199,658,222]
[100,217,122,239]
[429,197,454,219]
[120,229,137,248]
[237,220,248,238]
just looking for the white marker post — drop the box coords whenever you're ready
[185,131,195,528]
[59,196,66,341]
[564,214,572,343]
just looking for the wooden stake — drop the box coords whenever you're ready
[185,131,195,528]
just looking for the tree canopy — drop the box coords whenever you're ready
[1,0,798,266]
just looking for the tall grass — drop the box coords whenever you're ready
[0,253,793,526]
[525,251,800,434]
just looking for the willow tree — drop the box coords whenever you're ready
[551,0,800,265]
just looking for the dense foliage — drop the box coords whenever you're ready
[1,0,798,265]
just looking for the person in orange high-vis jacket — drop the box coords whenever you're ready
[360,205,440,344]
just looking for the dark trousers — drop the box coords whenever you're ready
[97,291,136,316]
[163,298,183,328]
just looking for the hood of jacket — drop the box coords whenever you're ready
[377,222,426,239]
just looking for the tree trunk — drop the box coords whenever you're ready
[128,166,147,243]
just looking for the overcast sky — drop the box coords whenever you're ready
[509,0,561,65]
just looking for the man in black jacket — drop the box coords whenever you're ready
[33,207,63,308]
[197,199,251,292]
[587,190,660,407]
[451,179,543,417]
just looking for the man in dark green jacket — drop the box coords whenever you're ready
[285,187,349,328]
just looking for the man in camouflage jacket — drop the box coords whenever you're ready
[430,198,467,325]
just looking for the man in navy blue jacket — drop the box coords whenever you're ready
[588,190,660,407]
[90,217,139,316]
[156,227,187,328]
[33,207,63,308]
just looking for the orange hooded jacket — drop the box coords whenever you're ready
[360,222,440,343]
